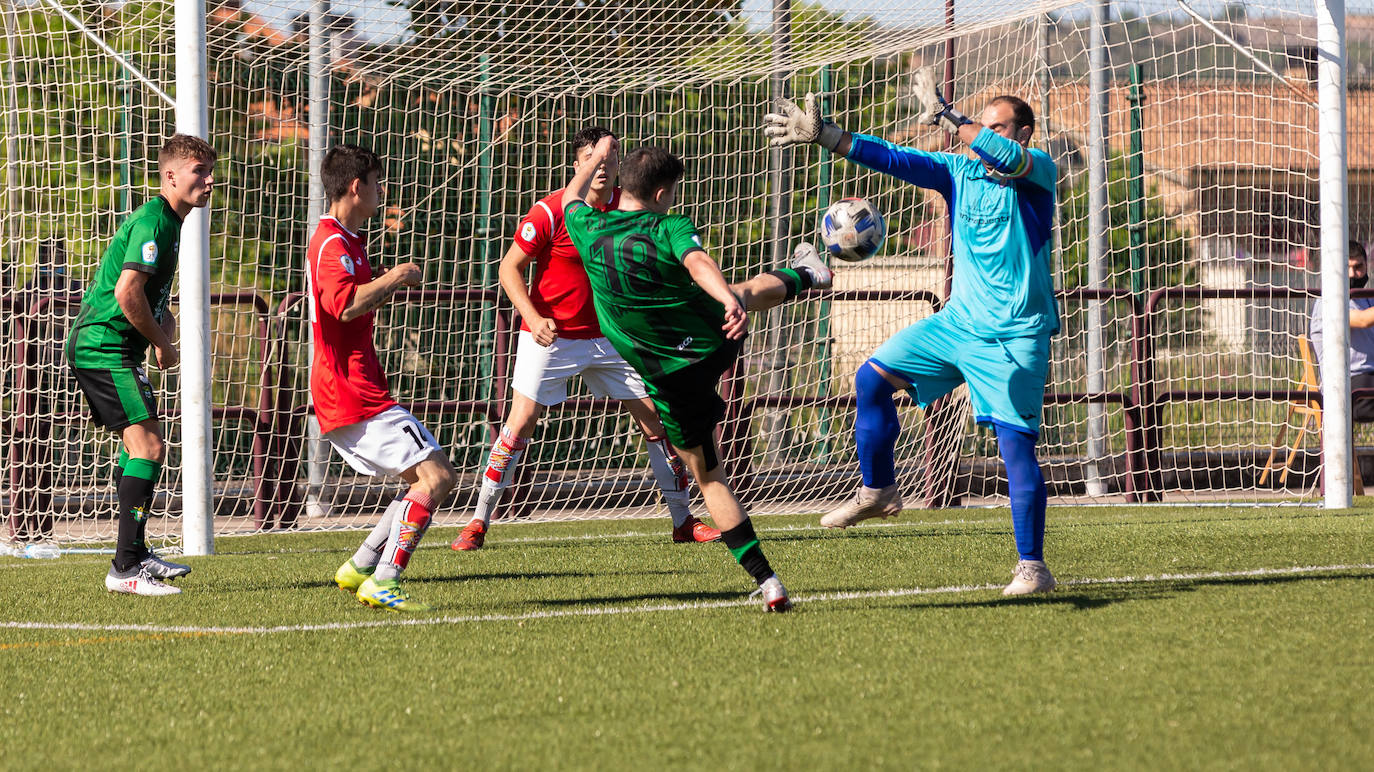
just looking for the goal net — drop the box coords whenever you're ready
[0,0,1364,548]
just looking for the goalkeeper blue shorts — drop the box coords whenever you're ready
[870,311,1051,434]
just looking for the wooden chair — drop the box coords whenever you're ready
[1260,335,1365,493]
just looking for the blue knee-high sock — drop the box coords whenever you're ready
[995,423,1047,561]
[855,361,901,488]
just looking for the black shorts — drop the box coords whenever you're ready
[70,365,159,431]
[644,339,743,451]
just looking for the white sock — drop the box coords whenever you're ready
[351,496,404,569]
[645,435,692,527]
[471,429,528,526]
[472,479,502,527]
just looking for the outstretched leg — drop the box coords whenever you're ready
[731,243,833,312]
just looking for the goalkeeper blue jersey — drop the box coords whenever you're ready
[848,128,1059,339]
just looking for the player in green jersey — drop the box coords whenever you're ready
[561,136,833,611]
[65,134,217,596]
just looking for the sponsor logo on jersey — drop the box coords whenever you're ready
[141,241,158,265]
[676,336,694,351]
[339,254,355,275]
[691,234,702,246]
[521,222,537,242]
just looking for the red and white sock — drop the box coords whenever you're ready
[376,490,436,580]
[472,428,528,526]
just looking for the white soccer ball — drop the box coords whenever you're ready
[820,197,886,263]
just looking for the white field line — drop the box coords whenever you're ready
[2,563,1369,638]
[0,508,1356,565]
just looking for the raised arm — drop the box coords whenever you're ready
[562,135,618,213]
[763,93,955,195]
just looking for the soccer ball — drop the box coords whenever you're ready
[819,197,886,263]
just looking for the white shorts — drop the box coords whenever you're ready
[510,331,648,406]
[324,406,442,477]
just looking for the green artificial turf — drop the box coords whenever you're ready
[1,505,1370,770]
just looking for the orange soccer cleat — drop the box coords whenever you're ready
[671,515,721,543]
[450,520,487,551]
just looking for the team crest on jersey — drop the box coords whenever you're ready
[339,254,355,275]
[141,240,158,265]
[521,222,537,242]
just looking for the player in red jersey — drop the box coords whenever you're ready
[311,144,457,612]
[451,126,719,551]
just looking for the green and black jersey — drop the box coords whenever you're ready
[66,196,182,368]
[563,202,726,380]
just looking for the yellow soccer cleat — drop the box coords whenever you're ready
[356,576,432,612]
[333,559,374,594]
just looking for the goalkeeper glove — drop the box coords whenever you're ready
[913,67,973,136]
[762,93,845,151]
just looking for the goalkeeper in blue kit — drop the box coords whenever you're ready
[764,69,1059,595]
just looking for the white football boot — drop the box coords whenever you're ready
[1002,559,1056,596]
[791,243,833,290]
[105,564,181,596]
[753,574,793,612]
[820,484,903,529]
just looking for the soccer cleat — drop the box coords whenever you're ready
[791,242,834,290]
[671,516,721,543]
[752,574,793,612]
[450,520,487,551]
[140,550,191,580]
[334,558,374,594]
[820,484,903,529]
[356,576,432,612]
[105,564,181,596]
[1002,559,1056,596]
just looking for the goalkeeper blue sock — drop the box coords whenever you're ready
[855,361,900,489]
[995,423,1047,561]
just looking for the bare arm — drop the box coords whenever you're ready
[339,262,422,323]
[115,269,177,368]
[682,250,747,340]
[499,242,557,345]
[1352,307,1374,329]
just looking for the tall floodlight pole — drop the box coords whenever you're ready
[305,0,331,516]
[176,0,213,555]
[1084,0,1109,497]
[1316,0,1350,507]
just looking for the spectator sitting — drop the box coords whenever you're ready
[1310,239,1374,421]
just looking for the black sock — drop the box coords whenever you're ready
[720,518,774,585]
[114,459,160,572]
[765,267,813,301]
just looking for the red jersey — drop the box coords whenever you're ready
[307,216,398,433]
[512,188,620,339]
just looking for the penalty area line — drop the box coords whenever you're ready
[2,563,1370,639]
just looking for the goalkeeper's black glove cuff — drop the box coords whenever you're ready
[941,106,973,127]
[816,120,845,152]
